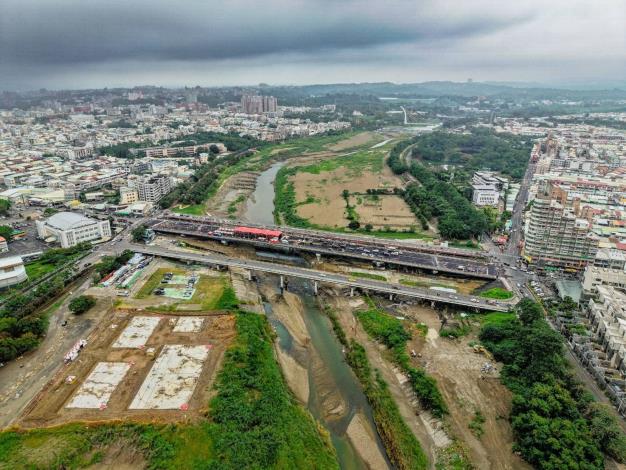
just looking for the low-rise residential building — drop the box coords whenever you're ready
[119,187,139,205]
[0,236,8,253]
[35,211,111,248]
[587,286,626,376]
[583,249,626,293]
[0,256,28,288]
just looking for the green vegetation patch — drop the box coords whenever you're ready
[349,271,387,281]
[323,307,428,469]
[478,287,514,300]
[478,298,626,468]
[172,204,205,215]
[135,267,186,299]
[355,305,447,417]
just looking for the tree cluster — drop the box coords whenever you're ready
[0,199,10,217]
[404,166,489,239]
[410,128,532,180]
[159,149,255,208]
[479,300,626,468]
[68,295,96,315]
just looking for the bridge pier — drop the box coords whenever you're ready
[350,287,355,297]
[389,293,394,301]
[431,301,436,309]
[280,275,284,289]
[313,281,319,295]
[315,253,321,263]
[246,270,253,281]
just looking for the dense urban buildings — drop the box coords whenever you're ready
[521,130,626,271]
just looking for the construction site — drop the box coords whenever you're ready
[18,307,236,427]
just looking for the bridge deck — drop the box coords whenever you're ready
[134,246,513,312]
[150,218,497,280]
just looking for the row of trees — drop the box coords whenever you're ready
[0,247,134,363]
[159,149,255,208]
[479,300,626,469]
[0,270,74,362]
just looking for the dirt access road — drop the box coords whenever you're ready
[0,276,110,429]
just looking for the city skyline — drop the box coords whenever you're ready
[1,0,625,91]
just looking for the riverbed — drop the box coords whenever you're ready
[261,280,391,470]
[242,161,284,225]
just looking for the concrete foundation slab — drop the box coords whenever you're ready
[129,344,210,410]
[66,362,131,409]
[113,316,160,349]
[173,317,204,333]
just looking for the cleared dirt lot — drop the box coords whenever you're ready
[293,160,408,228]
[349,193,418,230]
[18,310,236,428]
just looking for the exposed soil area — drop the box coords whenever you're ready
[349,193,418,230]
[292,162,408,229]
[325,291,531,470]
[18,310,236,428]
[327,132,378,151]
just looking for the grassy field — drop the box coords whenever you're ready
[134,267,186,299]
[136,268,230,311]
[172,204,205,215]
[349,271,387,281]
[479,287,514,300]
[24,260,57,280]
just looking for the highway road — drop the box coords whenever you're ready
[505,160,536,259]
[133,245,513,312]
[149,215,498,280]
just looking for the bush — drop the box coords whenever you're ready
[68,296,96,315]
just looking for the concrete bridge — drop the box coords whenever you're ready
[134,246,513,312]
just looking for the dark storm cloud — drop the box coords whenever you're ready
[1,0,624,89]
[1,0,527,65]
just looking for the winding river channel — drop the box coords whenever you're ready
[247,165,390,468]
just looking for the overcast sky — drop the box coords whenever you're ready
[1,0,625,91]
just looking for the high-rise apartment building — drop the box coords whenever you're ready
[524,186,599,270]
[241,95,277,114]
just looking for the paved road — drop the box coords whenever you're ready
[505,161,536,258]
[133,244,513,312]
[150,216,498,280]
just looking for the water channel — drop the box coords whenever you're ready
[247,164,390,468]
[262,283,390,470]
[242,161,285,225]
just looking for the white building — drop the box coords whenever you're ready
[472,184,500,206]
[583,249,626,293]
[36,212,111,248]
[0,236,8,253]
[0,256,28,288]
